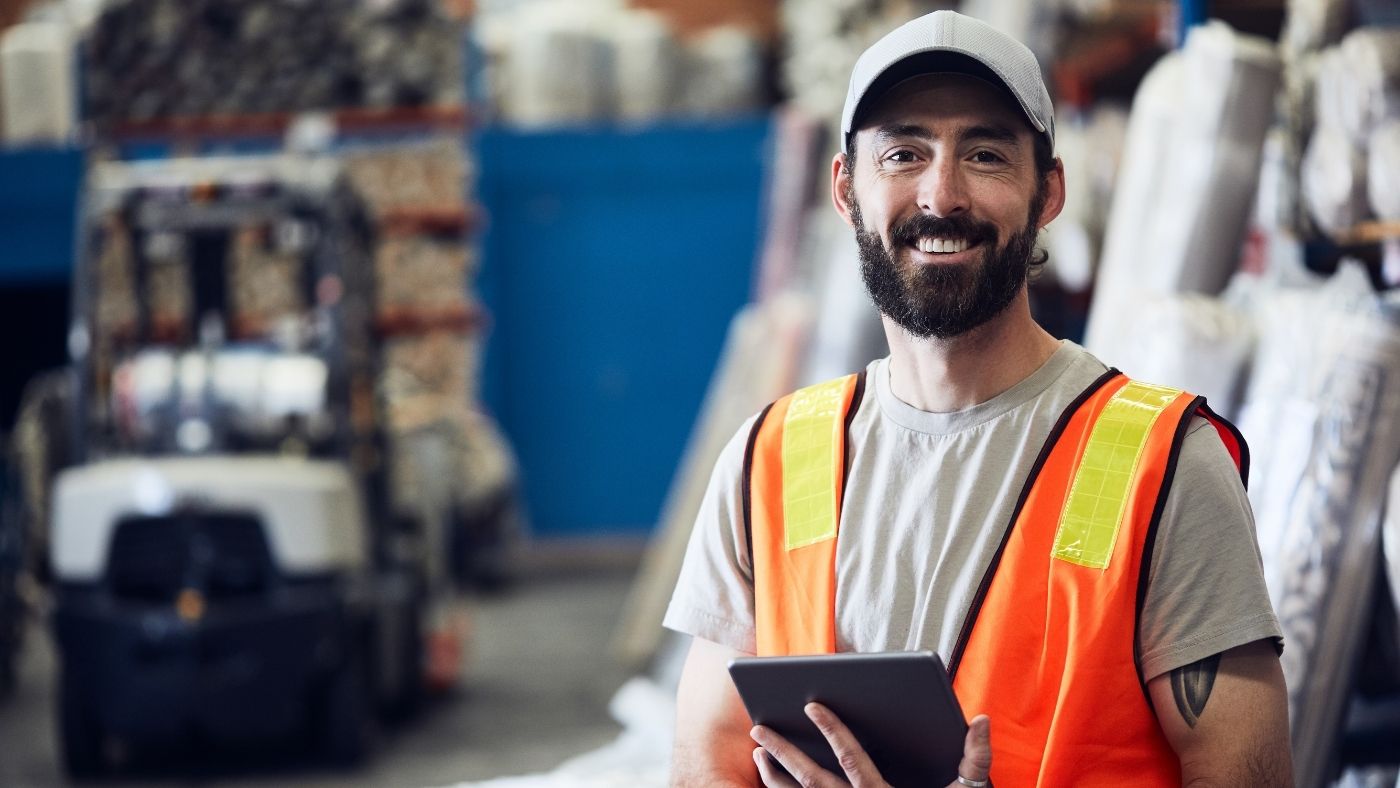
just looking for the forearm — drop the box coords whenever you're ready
[672,637,761,788]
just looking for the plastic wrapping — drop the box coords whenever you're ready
[611,11,680,123]
[1368,120,1400,220]
[1336,28,1400,141]
[502,7,613,127]
[1302,123,1372,235]
[1086,23,1281,364]
[679,27,765,118]
[1236,263,1400,788]
[1111,293,1254,419]
[0,20,77,143]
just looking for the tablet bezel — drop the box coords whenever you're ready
[727,650,967,786]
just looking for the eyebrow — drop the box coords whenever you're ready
[870,123,1022,147]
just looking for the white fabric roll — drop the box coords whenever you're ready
[679,27,764,118]
[1303,123,1372,234]
[1112,293,1254,419]
[1237,262,1400,788]
[502,6,613,127]
[1367,120,1400,220]
[609,10,679,124]
[1086,23,1280,365]
[0,21,78,143]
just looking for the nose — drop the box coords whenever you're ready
[916,154,970,217]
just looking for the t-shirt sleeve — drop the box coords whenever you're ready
[1137,417,1284,681]
[661,414,760,654]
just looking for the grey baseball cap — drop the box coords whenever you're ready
[841,10,1055,155]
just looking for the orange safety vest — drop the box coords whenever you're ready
[745,369,1248,787]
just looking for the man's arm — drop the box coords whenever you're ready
[1148,638,1292,786]
[672,637,759,787]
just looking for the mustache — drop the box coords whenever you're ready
[889,213,997,248]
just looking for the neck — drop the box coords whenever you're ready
[883,291,1061,413]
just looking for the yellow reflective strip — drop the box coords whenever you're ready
[1052,381,1181,569]
[781,378,849,550]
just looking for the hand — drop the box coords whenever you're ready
[749,703,992,787]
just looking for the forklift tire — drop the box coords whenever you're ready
[58,674,104,779]
[317,650,374,767]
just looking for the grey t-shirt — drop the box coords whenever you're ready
[664,341,1282,681]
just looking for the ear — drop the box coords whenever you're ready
[1036,157,1067,229]
[831,152,856,229]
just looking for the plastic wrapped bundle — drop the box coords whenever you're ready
[1281,0,1349,56]
[1302,123,1372,235]
[83,0,464,125]
[679,27,764,118]
[93,216,139,340]
[1369,120,1400,220]
[226,226,305,335]
[501,5,612,127]
[1086,23,1280,364]
[1236,263,1400,788]
[1111,293,1255,419]
[1336,28,1400,142]
[375,237,472,314]
[1385,468,1400,711]
[343,140,469,213]
[611,10,680,123]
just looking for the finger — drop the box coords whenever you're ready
[956,714,993,783]
[751,724,839,788]
[805,702,884,785]
[753,746,801,788]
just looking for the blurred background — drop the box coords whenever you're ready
[1,0,1400,786]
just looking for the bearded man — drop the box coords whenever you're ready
[664,10,1292,788]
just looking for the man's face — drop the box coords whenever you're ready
[835,74,1060,340]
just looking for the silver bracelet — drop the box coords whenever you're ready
[956,776,989,788]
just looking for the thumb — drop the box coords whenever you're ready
[957,715,992,783]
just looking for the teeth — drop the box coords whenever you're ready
[917,237,969,254]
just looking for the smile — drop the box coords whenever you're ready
[914,237,975,255]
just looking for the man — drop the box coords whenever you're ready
[664,10,1291,788]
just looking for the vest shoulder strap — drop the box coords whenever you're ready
[744,372,865,655]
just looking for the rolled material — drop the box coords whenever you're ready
[1086,23,1281,365]
[502,6,612,127]
[1237,264,1400,788]
[1302,123,1372,235]
[83,0,464,126]
[1,20,78,143]
[1368,120,1400,220]
[611,10,680,123]
[1111,293,1254,419]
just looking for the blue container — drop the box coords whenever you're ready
[477,116,771,537]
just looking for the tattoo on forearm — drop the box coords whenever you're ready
[1170,653,1222,728]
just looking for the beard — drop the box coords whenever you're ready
[852,190,1044,340]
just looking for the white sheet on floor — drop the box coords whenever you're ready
[441,676,674,788]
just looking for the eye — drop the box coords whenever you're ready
[883,149,920,164]
[971,150,1005,164]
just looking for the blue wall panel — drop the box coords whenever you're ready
[0,146,83,284]
[478,117,769,537]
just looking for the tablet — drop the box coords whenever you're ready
[728,651,967,786]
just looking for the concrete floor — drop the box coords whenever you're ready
[0,560,642,787]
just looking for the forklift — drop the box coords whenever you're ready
[48,155,428,775]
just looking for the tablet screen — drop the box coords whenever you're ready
[728,651,967,786]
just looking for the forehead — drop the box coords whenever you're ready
[857,73,1031,140]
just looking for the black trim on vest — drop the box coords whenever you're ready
[1132,396,1204,710]
[742,402,777,567]
[839,372,868,511]
[1198,401,1251,488]
[947,367,1124,679]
